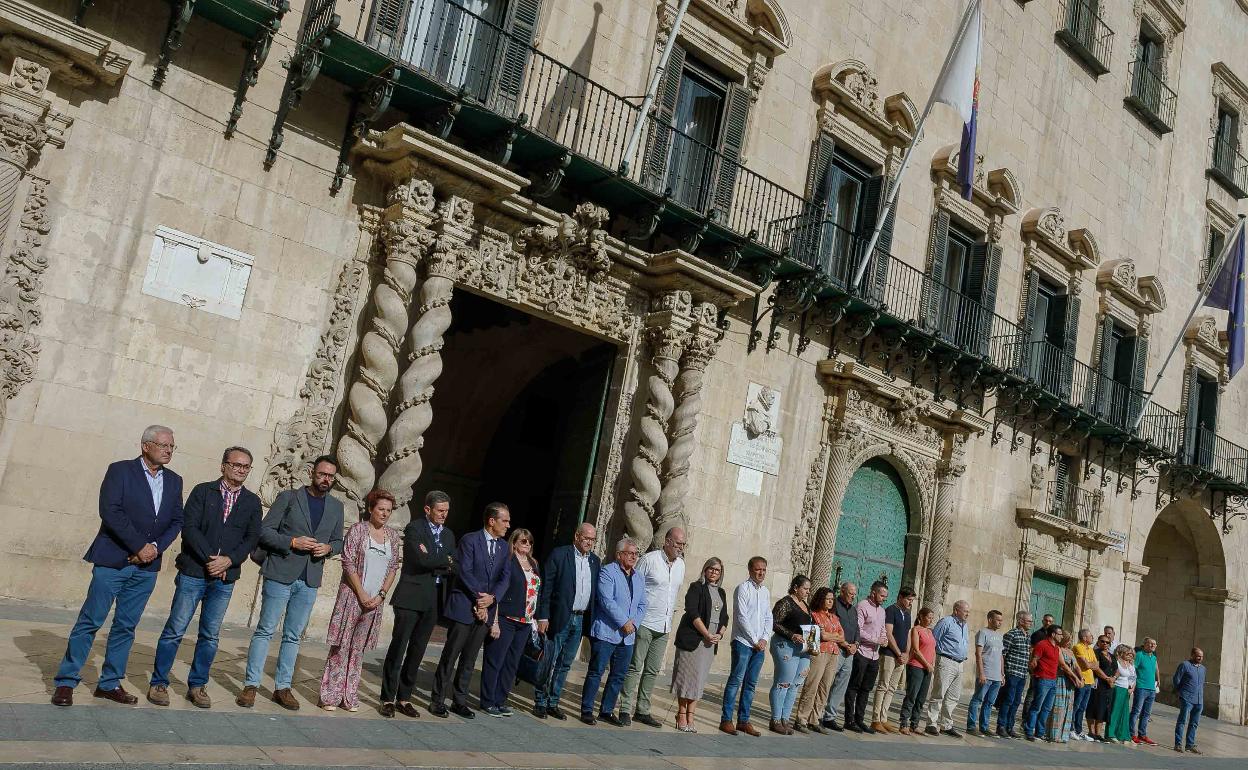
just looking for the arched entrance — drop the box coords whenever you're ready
[832,458,911,591]
[1137,499,1227,713]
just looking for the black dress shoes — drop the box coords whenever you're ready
[450,703,475,719]
[380,703,396,718]
[429,702,449,718]
[396,702,420,718]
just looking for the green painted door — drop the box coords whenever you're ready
[832,458,909,591]
[1030,571,1069,625]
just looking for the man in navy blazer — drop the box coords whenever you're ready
[52,425,184,707]
[147,446,261,709]
[579,536,647,725]
[429,502,512,719]
[533,523,599,719]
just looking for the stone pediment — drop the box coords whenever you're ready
[1096,258,1166,315]
[1186,315,1228,363]
[1021,207,1099,271]
[813,60,917,152]
[0,0,132,86]
[930,144,1020,218]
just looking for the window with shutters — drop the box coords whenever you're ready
[1125,20,1176,133]
[1206,226,1227,283]
[667,61,726,211]
[1185,368,1220,468]
[1213,105,1240,178]
[800,139,873,280]
[1051,453,1075,520]
[1025,277,1073,394]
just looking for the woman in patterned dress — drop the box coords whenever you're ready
[479,528,542,716]
[318,489,402,711]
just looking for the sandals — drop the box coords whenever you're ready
[677,722,697,733]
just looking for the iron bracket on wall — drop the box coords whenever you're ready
[75,0,94,25]
[426,87,466,140]
[153,0,197,89]
[622,193,665,242]
[716,242,744,272]
[265,14,340,170]
[484,113,527,167]
[226,6,288,138]
[331,67,400,194]
[677,214,712,253]
[528,151,571,199]
[746,293,776,354]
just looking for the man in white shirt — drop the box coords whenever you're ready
[618,527,686,727]
[720,556,772,737]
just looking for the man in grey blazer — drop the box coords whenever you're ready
[236,455,344,710]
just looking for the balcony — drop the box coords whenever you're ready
[1176,425,1248,491]
[1056,0,1113,76]
[1016,480,1117,551]
[273,0,811,278]
[1208,137,1248,200]
[1125,60,1176,134]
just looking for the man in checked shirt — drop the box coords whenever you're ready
[147,447,262,708]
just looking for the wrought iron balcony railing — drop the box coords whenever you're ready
[1184,425,1248,487]
[1056,0,1113,76]
[299,0,809,259]
[1125,59,1176,134]
[1209,137,1248,199]
[1048,480,1103,529]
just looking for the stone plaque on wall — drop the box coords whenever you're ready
[727,382,783,475]
[142,226,253,320]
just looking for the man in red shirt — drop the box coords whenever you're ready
[1023,625,1061,740]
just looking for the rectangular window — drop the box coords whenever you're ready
[1028,278,1068,391]
[1214,106,1239,176]
[667,62,726,211]
[938,224,977,346]
[1207,226,1226,282]
[1194,372,1219,467]
[399,0,505,91]
[1136,27,1162,71]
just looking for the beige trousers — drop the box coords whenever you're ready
[870,655,907,723]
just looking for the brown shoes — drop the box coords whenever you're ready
[236,685,257,708]
[719,720,738,735]
[93,685,138,705]
[870,721,887,733]
[769,719,789,735]
[147,684,170,706]
[396,701,421,718]
[272,688,300,710]
[899,726,912,735]
[51,686,73,707]
[186,687,211,709]
[737,721,761,737]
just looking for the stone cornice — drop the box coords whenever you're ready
[1122,560,1151,581]
[1211,62,1248,106]
[1188,586,1242,606]
[638,248,758,308]
[0,0,131,85]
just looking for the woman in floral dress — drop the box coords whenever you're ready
[479,528,542,716]
[318,489,401,711]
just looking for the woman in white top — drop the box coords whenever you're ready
[318,489,401,711]
[1105,644,1136,743]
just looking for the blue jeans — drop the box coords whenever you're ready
[721,640,767,724]
[1070,680,1093,734]
[997,674,1027,732]
[1023,678,1057,737]
[581,637,632,716]
[1175,698,1201,748]
[768,637,811,722]
[55,565,158,690]
[534,614,582,709]
[244,578,317,690]
[967,678,1002,731]
[151,574,235,688]
[1130,687,1156,737]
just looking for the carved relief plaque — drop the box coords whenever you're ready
[727,382,784,474]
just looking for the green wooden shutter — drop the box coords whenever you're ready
[1053,454,1071,518]
[367,0,410,57]
[1017,268,1039,375]
[799,133,835,272]
[710,82,751,218]
[1182,365,1200,463]
[489,0,543,117]
[1128,334,1149,426]
[806,133,835,203]
[965,242,1002,355]
[640,43,685,191]
[1058,292,1080,400]
[1091,315,1114,415]
[922,209,951,330]
[853,175,894,302]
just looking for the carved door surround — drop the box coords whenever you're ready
[1013,527,1099,630]
[793,356,984,612]
[261,123,756,547]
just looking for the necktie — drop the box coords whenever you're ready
[487,538,496,566]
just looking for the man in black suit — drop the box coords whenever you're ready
[533,523,600,719]
[379,490,456,718]
[429,502,512,719]
[148,447,262,709]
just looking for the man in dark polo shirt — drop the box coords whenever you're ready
[870,586,914,732]
[819,581,859,731]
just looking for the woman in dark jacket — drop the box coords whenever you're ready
[670,557,728,732]
[478,528,542,716]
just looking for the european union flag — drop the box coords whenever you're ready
[1205,223,1247,378]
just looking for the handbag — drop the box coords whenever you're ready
[523,626,546,662]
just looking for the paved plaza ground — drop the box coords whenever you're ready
[0,600,1245,769]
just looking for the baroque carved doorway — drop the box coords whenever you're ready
[416,289,616,557]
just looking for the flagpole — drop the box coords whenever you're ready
[850,0,979,292]
[619,0,693,176]
[1130,215,1247,431]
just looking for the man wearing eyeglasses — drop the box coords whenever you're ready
[51,425,184,707]
[238,455,344,710]
[618,527,686,728]
[580,537,648,725]
[147,447,262,709]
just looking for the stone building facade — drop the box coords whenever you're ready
[0,0,1245,721]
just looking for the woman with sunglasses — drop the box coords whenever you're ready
[1086,634,1117,741]
[479,528,542,717]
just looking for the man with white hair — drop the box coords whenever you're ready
[52,425,184,707]
[924,599,971,738]
[618,527,686,727]
[580,536,647,725]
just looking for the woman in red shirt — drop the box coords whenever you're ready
[898,607,936,734]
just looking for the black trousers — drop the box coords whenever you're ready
[844,652,881,726]
[380,606,438,703]
[898,665,932,728]
[431,619,489,708]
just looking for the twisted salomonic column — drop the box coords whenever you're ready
[922,458,966,613]
[623,321,687,552]
[655,320,719,541]
[809,423,867,587]
[377,197,473,519]
[335,191,436,507]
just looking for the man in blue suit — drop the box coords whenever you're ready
[52,425,184,707]
[533,523,599,719]
[429,502,511,719]
[580,536,647,725]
